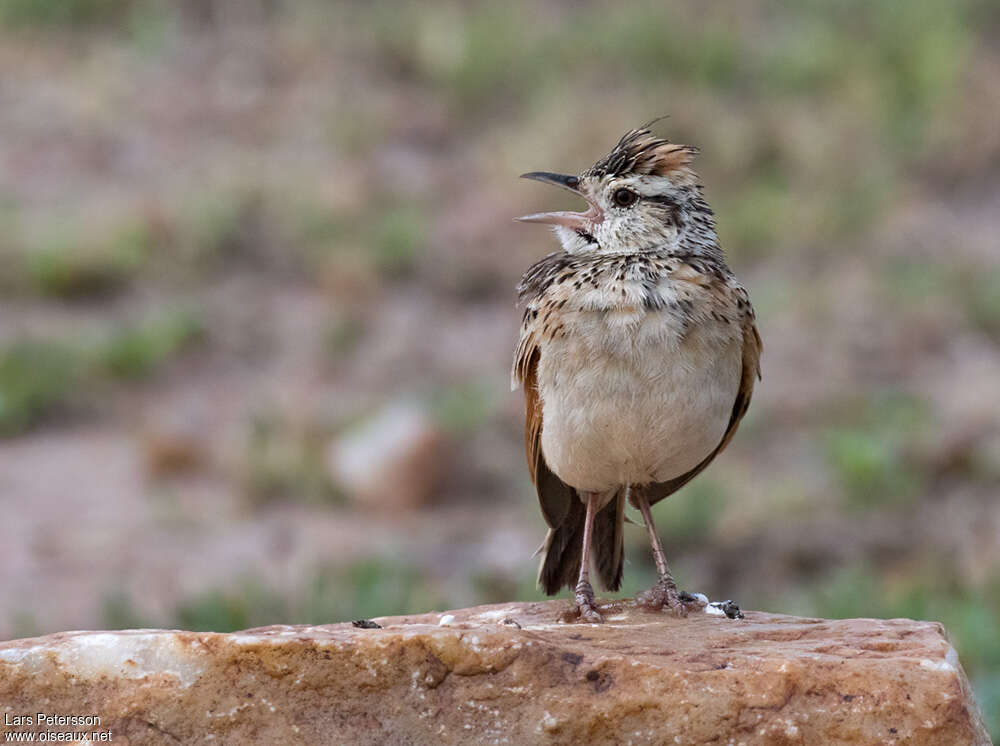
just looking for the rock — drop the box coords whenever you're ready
[328,401,446,510]
[0,600,990,745]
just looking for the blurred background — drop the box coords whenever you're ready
[1,0,998,735]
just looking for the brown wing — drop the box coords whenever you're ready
[646,316,762,506]
[519,343,574,529]
[513,251,580,529]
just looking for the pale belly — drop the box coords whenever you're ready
[538,315,742,493]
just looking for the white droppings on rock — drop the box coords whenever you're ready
[439,615,456,626]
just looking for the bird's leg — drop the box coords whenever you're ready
[633,488,706,616]
[574,491,603,623]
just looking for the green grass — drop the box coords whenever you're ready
[6,192,287,300]
[179,192,264,267]
[649,478,727,549]
[824,429,920,509]
[371,205,425,279]
[101,590,150,630]
[297,559,447,625]
[96,311,202,380]
[0,0,136,28]
[823,393,931,509]
[241,411,340,505]
[325,314,366,359]
[344,0,975,260]
[428,381,496,433]
[0,340,82,435]
[175,581,287,633]
[157,559,453,633]
[714,178,794,257]
[23,222,152,300]
[963,269,1000,337]
[0,310,203,436]
[976,673,1000,745]
[886,260,1000,338]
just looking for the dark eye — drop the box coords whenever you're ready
[612,188,638,208]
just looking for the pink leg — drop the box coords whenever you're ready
[634,488,705,616]
[574,492,603,623]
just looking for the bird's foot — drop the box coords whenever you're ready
[638,580,707,617]
[574,580,603,623]
[638,582,745,619]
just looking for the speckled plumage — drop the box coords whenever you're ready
[513,126,761,620]
[513,248,758,497]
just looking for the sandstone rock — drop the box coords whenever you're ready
[0,600,990,745]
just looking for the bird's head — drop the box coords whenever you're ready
[517,125,714,256]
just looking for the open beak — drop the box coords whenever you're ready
[516,172,603,230]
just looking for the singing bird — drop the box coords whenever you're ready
[513,125,761,622]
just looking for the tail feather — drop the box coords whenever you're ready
[592,491,625,591]
[538,496,584,595]
[538,490,625,595]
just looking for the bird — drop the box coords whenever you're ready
[512,124,761,622]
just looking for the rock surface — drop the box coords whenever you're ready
[0,600,990,745]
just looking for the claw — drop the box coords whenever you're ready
[574,580,603,623]
[576,600,603,623]
[638,582,708,616]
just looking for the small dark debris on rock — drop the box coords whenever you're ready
[352,619,382,629]
[718,600,744,620]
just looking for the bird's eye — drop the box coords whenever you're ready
[612,188,638,208]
